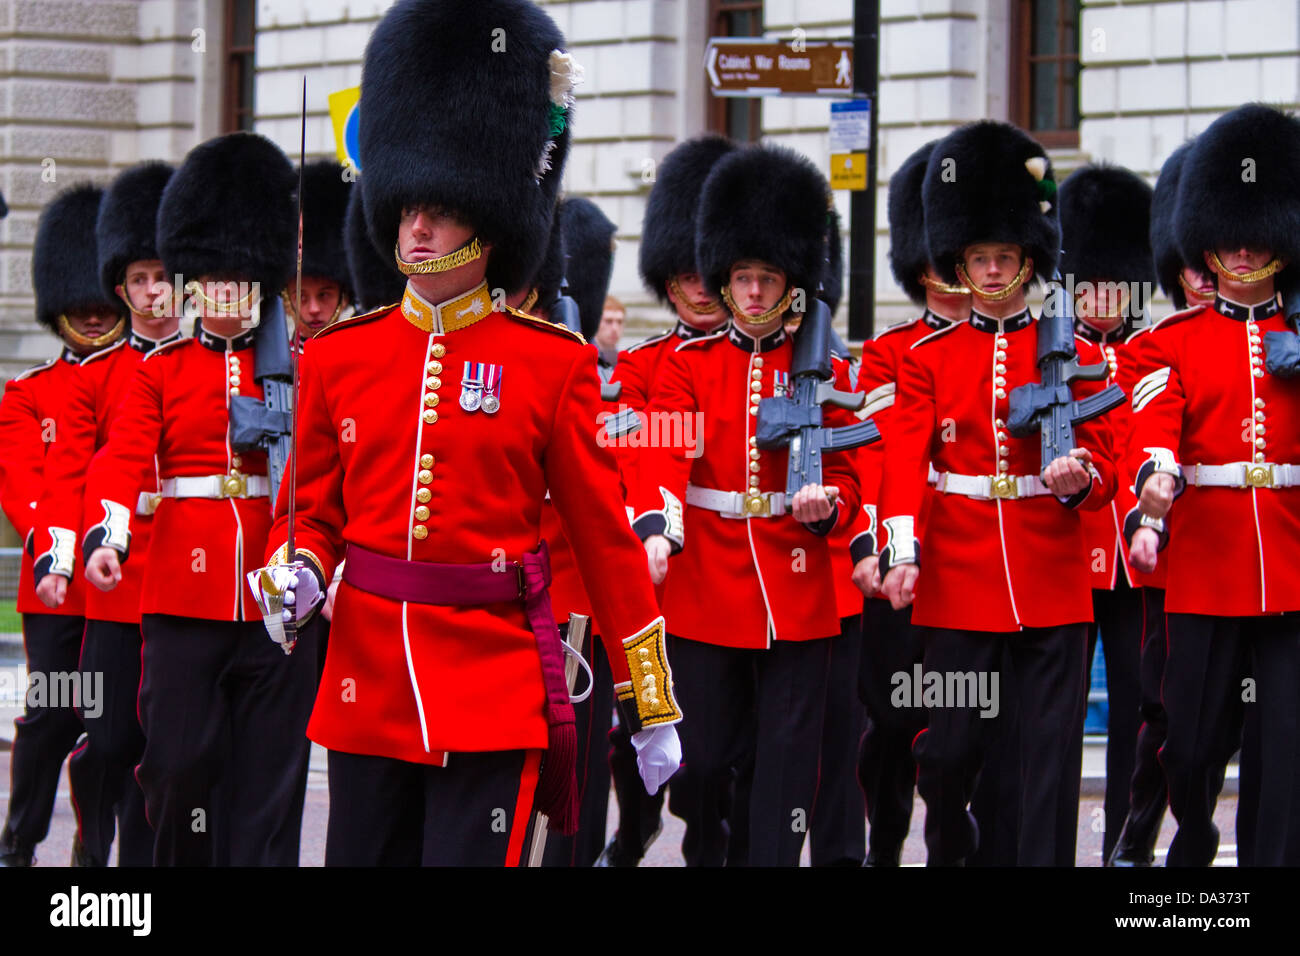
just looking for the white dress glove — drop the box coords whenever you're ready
[631,724,682,795]
[247,563,324,651]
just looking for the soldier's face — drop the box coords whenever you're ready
[293,276,344,334]
[399,205,476,262]
[1075,280,1130,332]
[962,243,1025,292]
[63,307,119,352]
[729,261,787,318]
[1180,266,1216,302]
[120,259,171,315]
[667,272,725,326]
[1209,244,1276,275]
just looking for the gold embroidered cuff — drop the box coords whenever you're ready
[619,616,681,727]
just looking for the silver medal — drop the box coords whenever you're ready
[459,387,482,412]
[481,394,500,414]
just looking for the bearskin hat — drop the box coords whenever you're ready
[1150,140,1196,309]
[1058,164,1154,287]
[301,159,353,300]
[888,140,938,305]
[359,0,575,295]
[96,161,173,302]
[1174,103,1300,273]
[922,121,1060,285]
[820,206,844,314]
[157,132,296,297]
[639,135,737,306]
[558,197,617,340]
[33,183,122,331]
[696,143,835,299]
[344,186,405,313]
[531,204,567,318]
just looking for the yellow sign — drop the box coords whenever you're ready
[830,152,867,191]
[328,86,362,170]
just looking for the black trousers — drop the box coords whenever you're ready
[1,613,86,854]
[1161,611,1300,866]
[66,619,151,866]
[667,634,831,866]
[1114,587,1168,861]
[136,614,315,866]
[968,644,1023,866]
[542,622,614,867]
[1087,581,1144,861]
[325,748,542,866]
[856,599,925,862]
[913,624,1087,866]
[605,718,667,862]
[810,613,867,865]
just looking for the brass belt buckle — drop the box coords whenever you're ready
[743,492,771,517]
[1246,464,1275,489]
[222,470,248,498]
[990,475,1018,499]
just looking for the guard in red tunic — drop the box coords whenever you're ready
[287,160,353,339]
[596,135,737,868]
[844,139,969,866]
[82,132,315,866]
[1107,138,1219,867]
[635,143,861,867]
[31,162,182,867]
[1056,163,1156,862]
[1127,104,1300,866]
[0,184,125,867]
[877,122,1119,866]
[250,0,681,867]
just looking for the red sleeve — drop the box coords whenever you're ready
[32,368,100,578]
[266,345,345,582]
[547,349,664,691]
[877,347,936,568]
[0,377,45,546]
[82,358,165,559]
[1125,329,1185,499]
[627,345,695,549]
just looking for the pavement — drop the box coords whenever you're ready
[0,633,1243,866]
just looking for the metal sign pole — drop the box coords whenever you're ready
[848,0,880,344]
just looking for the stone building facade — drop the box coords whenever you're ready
[2,0,1298,357]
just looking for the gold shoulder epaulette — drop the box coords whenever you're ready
[143,337,193,362]
[503,305,586,345]
[13,358,58,381]
[79,339,128,367]
[313,302,397,339]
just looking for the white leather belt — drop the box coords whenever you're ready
[159,474,271,500]
[928,465,1051,500]
[685,483,787,518]
[1186,462,1299,490]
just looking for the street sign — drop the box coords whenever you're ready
[328,86,361,171]
[705,38,853,97]
[830,152,867,191]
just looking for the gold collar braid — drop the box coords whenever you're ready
[58,315,126,349]
[919,273,970,296]
[722,285,794,326]
[668,276,726,317]
[955,259,1032,302]
[1206,251,1283,285]
[394,237,483,276]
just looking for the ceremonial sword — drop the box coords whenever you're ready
[282,77,307,654]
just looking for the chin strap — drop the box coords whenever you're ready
[394,236,483,275]
[1177,273,1217,303]
[918,273,970,296]
[1206,251,1283,284]
[721,285,794,326]
[667,276,725,317]
[116,285,165,320]
[955,258,1032,302]
[184,280,262,321]
[57,315,126,349]
[281,289,346,329]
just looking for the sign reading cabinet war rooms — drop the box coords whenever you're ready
[705,39,854,97]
